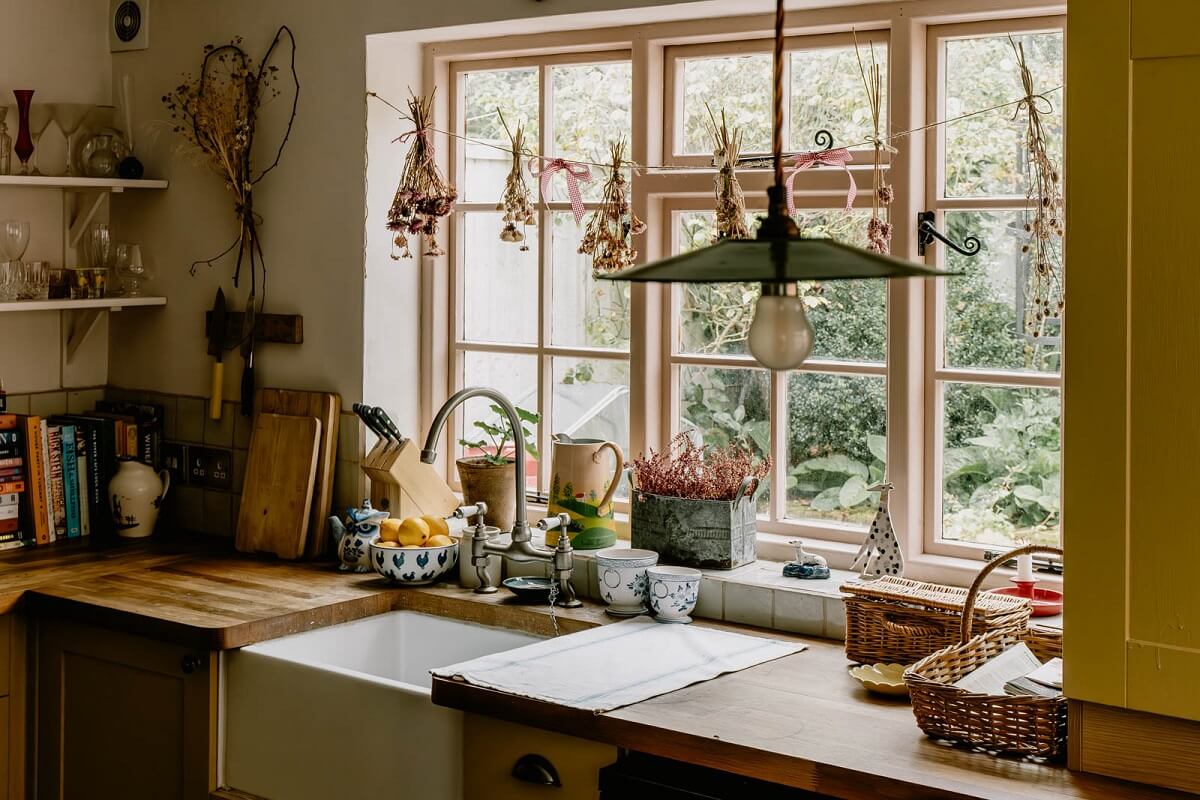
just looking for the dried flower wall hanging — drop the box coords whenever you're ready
[579,138,645,275]
[162,26,298,295]
[855,33,894,254]
[387,90,457,259]
[496,112,535,250]
[1011,36,1064,338]
[706,106,751,242]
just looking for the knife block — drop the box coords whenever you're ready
[360,438,459,520]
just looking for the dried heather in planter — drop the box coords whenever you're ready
[387,90,457,259]
[579,138,645,274]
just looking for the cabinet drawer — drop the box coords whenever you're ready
[0,694,9,800]
[464,714,615,800]
[0,614,10,697]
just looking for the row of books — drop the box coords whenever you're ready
[0,401,163,550]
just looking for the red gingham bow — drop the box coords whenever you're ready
[531,157,593,223]
[785,148,857,215]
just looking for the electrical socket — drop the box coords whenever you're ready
[162,442,187,486]
[188,445,233,490]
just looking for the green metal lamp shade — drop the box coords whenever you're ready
[596,236,957,284]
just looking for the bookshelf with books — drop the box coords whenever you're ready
[0,401,164,550]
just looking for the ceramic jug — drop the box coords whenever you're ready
[108,458,170,538]
[547,434,624,550]
[328,500,388,572]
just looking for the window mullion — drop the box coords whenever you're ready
[537,62,552,493]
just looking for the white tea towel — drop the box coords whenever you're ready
[431,617,806,712]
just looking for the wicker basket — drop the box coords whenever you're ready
[904,545,1066,759]
[841,575,1032,665]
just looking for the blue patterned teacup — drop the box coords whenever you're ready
[595,547,658,616]
[647,566,701,623]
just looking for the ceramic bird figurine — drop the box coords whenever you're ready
[850,482,904,580]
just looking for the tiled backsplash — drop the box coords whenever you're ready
[7,386,365,538]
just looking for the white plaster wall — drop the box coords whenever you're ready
[0,0,112,393]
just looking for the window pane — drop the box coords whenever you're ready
[677,365,770,512]
[551,62,632,201]
[786,372,885,526]
[790,44,887,152]
[550,212,630,350]
[679,54,772,155]
[941,383,1060,547]
[943,30,1063,198]
[462,68,539,203]
[462,212,538,344]
[552,357,631,499]
[675,210,884,362]
[943,210,1061,373]
[460,351,539,486]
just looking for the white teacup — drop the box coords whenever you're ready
[647,566,702,623]
[595,548,658,616]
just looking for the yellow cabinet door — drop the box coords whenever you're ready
[35,618,217,800]
[463,713,616,800]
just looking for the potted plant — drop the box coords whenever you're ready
[457,403,540,532]
[629,433,771,570]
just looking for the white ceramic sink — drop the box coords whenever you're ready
[224,610,541,800]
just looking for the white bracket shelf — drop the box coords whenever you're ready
[0,296,167,365]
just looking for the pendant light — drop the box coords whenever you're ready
[598,0,955,370]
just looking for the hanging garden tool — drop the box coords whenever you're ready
[207,288,227,420]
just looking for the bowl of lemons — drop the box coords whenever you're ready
[370,514,459,585]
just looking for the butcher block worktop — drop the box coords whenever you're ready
[0,536,1184,800]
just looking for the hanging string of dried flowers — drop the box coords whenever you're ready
[496,111,536,250]
[387,90,457,259]
[579,138,646,275]
[1011,36,1064,339]
[854,32,894,254]
[706,105,751,242]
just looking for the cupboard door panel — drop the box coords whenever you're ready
[1132,0,1200,59]
[36,618,216,800]
[464,713,614,800]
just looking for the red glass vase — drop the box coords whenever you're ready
[12,90,33,176]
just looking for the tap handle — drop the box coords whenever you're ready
[454,502,488,519]
[535,513,572,532]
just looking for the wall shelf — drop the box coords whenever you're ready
[0,176,168,191]
[0,296,166,313]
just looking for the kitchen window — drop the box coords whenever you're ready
[427,3,1065,573]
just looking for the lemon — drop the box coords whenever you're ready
[401,544,421,549]
[375,540,399,548]
[421,515,450,538]
[397,517,430,546]
[426,534,453,548]
[378,518,402,543]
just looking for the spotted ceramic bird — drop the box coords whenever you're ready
[850,482,904,579]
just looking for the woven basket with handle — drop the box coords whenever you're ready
[903,544,1066,759]
[841,574,1032,665]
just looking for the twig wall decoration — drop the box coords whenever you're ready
[855,32,894,254]
[706,105,751,242]
[162,25,299,299]
[496,112,536,250]
[579,138,645,275]
[387,90,458,259]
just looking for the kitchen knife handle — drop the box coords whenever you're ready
[209,360,224,420]
[373,406,404,443]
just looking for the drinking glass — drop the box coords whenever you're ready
[19,261,47,300]
[84,222,111,268]
[0,262,20,301]
[114,243,151,297]
[47,267,68,299]
[28,105,53,176]
[89,267,108,299]
[0,221,30,263]
[67,266,90,299]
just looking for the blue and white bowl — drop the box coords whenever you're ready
[595,547,658,616]
[647,566,701,623]
[370,541,459,585]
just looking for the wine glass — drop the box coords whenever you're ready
[28,105,53,176]
[51,103,90,176]
[116,243,151,297]
[0,220,30,263]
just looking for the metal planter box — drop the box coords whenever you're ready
[630,486,757,570]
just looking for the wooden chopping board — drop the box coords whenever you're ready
[236,413,321,560]
[256,388,341,558]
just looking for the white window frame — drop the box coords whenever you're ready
[419,0,1067,585]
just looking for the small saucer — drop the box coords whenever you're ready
[502,576,554,602]
[604,605,647,617]
[986,585,1064,616]
[653,615,692,624]
[848,663,910,696]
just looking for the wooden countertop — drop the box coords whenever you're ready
[0,537,1185,800]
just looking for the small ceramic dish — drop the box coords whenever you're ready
[647,565,701,623]
[595,547,659,616]
[370,541,458,585]
[502,576,554,602]
[848,663,910,696]
[986,585,1064,616]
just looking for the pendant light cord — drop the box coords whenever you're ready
[773,0,785,190]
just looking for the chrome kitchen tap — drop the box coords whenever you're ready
[421,387,582,607]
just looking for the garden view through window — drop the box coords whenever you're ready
[445,18,1064,558]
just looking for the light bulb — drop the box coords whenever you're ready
[748,287,814,370]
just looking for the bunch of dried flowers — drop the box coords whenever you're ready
[706,106,751,242]
[579,138,646,274]
[855,33,893,254]
[1011,36,1064,338]
[496,112,536,250]
[387,90,457,259]
[162,26,298,292]
[630,432,772,502]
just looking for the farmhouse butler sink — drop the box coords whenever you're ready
[224,610,542,800]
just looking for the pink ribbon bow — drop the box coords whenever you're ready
[785,148,856,215]
[531,158,593,223]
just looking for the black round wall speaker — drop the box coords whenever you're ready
[114,1,141,43]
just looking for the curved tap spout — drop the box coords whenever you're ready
[421,386,529,539]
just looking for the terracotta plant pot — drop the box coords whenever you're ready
[456,457,516,532]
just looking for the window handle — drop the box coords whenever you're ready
[917,211,982,257]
